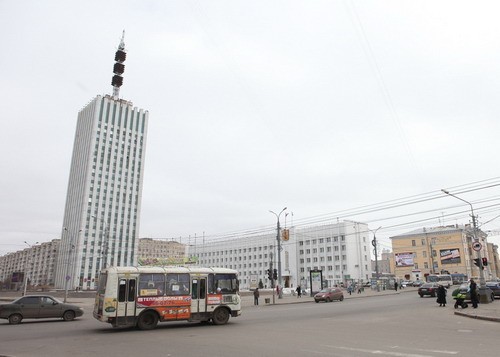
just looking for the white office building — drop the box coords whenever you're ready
[189,220,372,290]
[55,35,148,290]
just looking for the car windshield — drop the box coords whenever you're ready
[319,289,329,293]
[422,284,433,288]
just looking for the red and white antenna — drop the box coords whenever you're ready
[111,31,126,98]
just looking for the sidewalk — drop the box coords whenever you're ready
[243,287,500,323]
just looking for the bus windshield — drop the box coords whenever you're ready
[214,273,238,293]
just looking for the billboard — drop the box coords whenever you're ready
[395,252,414,267]
[440,248,461,264]
[310,270,323,295]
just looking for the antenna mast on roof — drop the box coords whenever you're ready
[111,30,126,98]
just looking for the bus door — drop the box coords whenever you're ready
[191,277,207,315]
[116,278,136,325]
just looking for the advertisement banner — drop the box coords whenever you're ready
[395,252,414,267]
[310,270,322,295]
[440,248,461,264]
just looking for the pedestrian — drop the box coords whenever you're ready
[469,279,478,308]
[436,285,447,307]
[394,282,398,291]
[296,285,302,298]
[347,285,353,295]
[253,287,260,305]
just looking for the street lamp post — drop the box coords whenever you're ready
[92,215,109,268]
[270,207,287,299]
[63,228,81,303]
[441,189,490,304]
[22,241,37,296]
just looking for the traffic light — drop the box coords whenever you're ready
[267,269,272,280]
[273,269,278,280]
[473,258,481,267]
[482,257,488,266]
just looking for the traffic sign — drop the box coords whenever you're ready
[472,242,482,251]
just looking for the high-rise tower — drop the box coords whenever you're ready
[55,32,149,290]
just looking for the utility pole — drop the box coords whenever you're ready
[270,207,287,299]
[441,189,490,304]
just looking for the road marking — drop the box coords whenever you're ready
[321,345,434,357]
[413,348,458,355]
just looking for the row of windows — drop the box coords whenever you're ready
[298,236,345,246]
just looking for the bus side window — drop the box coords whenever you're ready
[128,279,136,302]
[192,279,198,299]
[208,274,215,294]
[118,279,127,302]
[200,279,206,299]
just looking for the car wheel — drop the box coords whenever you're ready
[137,311,159,330]
[315,300,319,303]
[339,296,344,301]
[419,294,423,298]
[431,293,436,297]
[212,307,230,325]
[63,310,76,321]
[8,314,22,325]
[326,297,331,303]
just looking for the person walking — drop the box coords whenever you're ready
[296,285,302,298]
[436,285,447,307]
[394,281,398,291]
[253,288,260,305]
[469,279,478,308]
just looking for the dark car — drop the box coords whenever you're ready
[314,287,344,303]
[418,283,439,297]
[452,283,495,302]
[485,282,500,299]
[0,295,84,324]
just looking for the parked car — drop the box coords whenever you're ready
[314,287,344,303]
[418,283,440,297]
[401,280,413,288]
[485,282,500,299]
[412,280,423,287]
[0,295,84,325]
[281,287,295,296]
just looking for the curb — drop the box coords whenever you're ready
[454,310,500,322]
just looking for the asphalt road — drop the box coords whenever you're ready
[1,292,499,357]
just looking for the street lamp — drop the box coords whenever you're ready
[63,228,81,303]
[368,226,382,280]
[270,207,287,298]
[22,241,38,296]
[92,215,109,268]
[441,189,489,304]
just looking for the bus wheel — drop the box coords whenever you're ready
[137,311,159,330]
[212,308,230,325]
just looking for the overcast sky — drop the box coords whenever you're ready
[1,0,500,256]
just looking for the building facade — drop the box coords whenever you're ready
[54,94,148,291]
[137,238,188,265]
[390,225,496,282]
[0,239,59,290]
[189,220,372,290]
